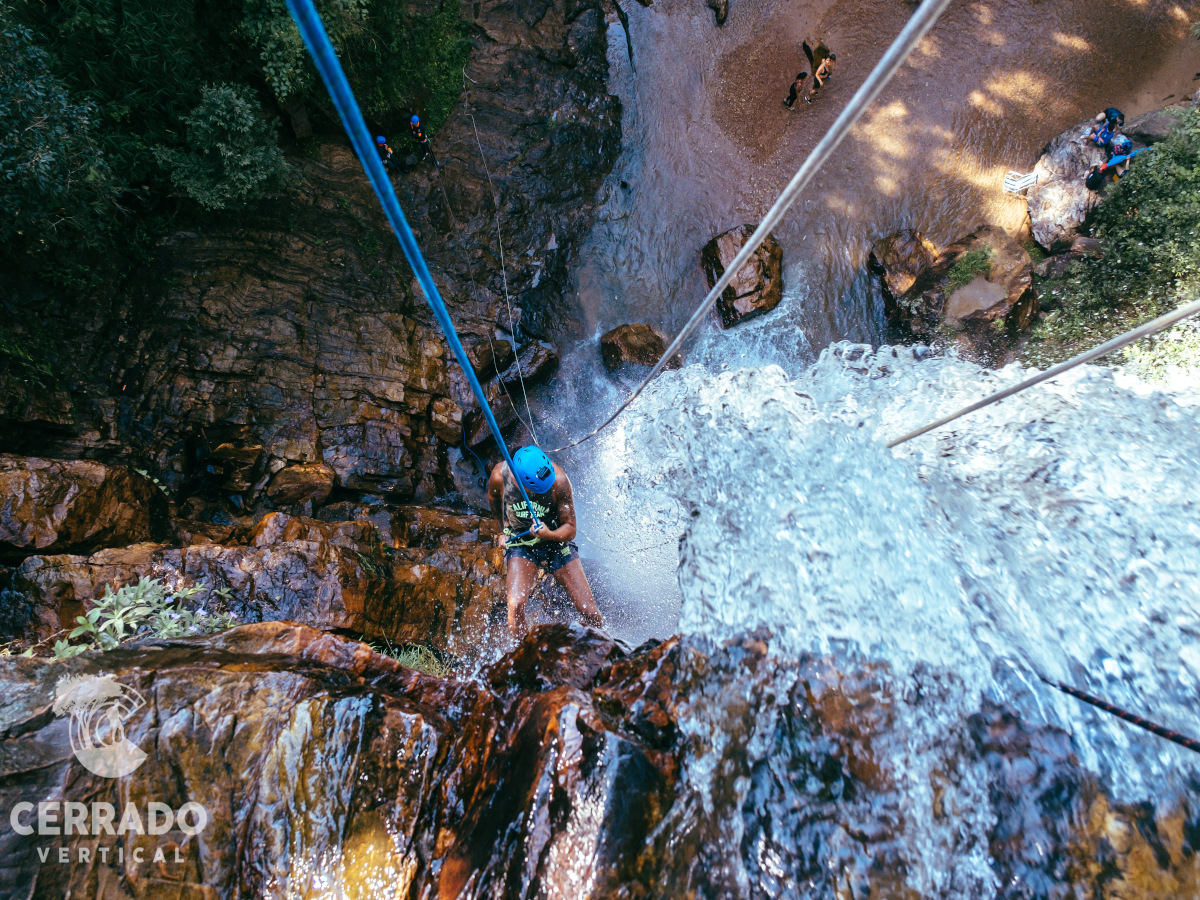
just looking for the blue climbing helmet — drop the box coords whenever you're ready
[410,114,420,125]
[376,135,387,145]
[511,446,555,494]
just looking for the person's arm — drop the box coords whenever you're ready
[530,467,577,542]
[487,464,508,547]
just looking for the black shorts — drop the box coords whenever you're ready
[505,540,579,574]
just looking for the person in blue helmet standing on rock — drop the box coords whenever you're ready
[488,445,602,640]
[375,135,394,169]
[409,114,431,161]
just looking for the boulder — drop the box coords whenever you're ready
[701,225,784,327]
[599,323,681,370]
[265,462,336,506]
[1123,107,1185,146]
[1034,251,1084,280]
[0,454,167,564]
[941,225,1037,331]
[874,225,1036,361]
[1026,118,1108,249]
[498,339,560,388]
[869,230,938,300]
[467,339,515,381]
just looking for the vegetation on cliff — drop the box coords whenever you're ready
[0,0,470,396]
[1024,108,1200,377]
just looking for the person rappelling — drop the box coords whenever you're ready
[410,114,432,161]
[488,445,603,640]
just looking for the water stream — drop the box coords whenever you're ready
[513,0,1200,887]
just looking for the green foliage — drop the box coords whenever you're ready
[0,324,56,390]
[0,17,118,246]
[370,639,452,676]
[1025,108,1200,368]
[56,576,238,659]
[154,84,289,210]
[944,247,993,295]
[1122,319,1200,385]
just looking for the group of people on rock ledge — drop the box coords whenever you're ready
[1085,106,1141,190]
[373,114,432,174]
[783,41,837,110]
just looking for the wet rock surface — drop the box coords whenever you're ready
[0,455,167,564]
[0,624,1193,898]
[874,225,1036,363]
[2,509,506,652]
[599,323,677,370]
[701,225,784,328]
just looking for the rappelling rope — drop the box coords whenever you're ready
[286,0,541,523]
[1040,676,1200,755]
[885,297,1200,448]
[468,111,540,445]
[548,0,956,453]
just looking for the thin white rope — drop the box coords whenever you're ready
[469,112,541,445]
[548,0,955,453]
[885,297,1200,448]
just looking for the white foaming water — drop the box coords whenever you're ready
[563,343,1200,803]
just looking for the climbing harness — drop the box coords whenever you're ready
[468,110,540,444]
[549,0,957,452]
[286,0,540,527]
[885,296,1200,448]
[1041,676,1200,755]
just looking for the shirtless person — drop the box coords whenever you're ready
[488,445,602,639]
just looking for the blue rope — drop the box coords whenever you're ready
[285,0,539,528]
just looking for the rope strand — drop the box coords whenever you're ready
[886,297,1200,448]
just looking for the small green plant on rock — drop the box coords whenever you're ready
[944,247,993,295]
[370,638,453,677]
[55,577,237,659]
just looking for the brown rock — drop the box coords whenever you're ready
[707,0,728,25]
[0,624,1191,895]
[701,225,784,327]
[599,323,680,370]
[467,339,515,381]
[1027,118,1109,249]
[0,454,166,564]
[1070,235,1104,256]
[265,462,336,506]
[869,230,938,300]
[4,542,166,641]
[941,225,1036,330]
[1034,252,1084,279]
[498,340,560,388]
[1123,108,1185,145]
[431,396,465,444]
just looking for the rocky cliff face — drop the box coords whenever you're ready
[0,0,620,513]
[1,623,1193,899]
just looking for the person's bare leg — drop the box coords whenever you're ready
[506,556,539,641]
[554,559,602,628]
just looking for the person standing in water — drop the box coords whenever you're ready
[488,446,603,640]
[810,52,836,99]
[783,72,810,109]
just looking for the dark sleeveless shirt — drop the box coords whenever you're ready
[501,464,561,546]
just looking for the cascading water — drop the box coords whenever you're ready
[505,0,1200,893]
